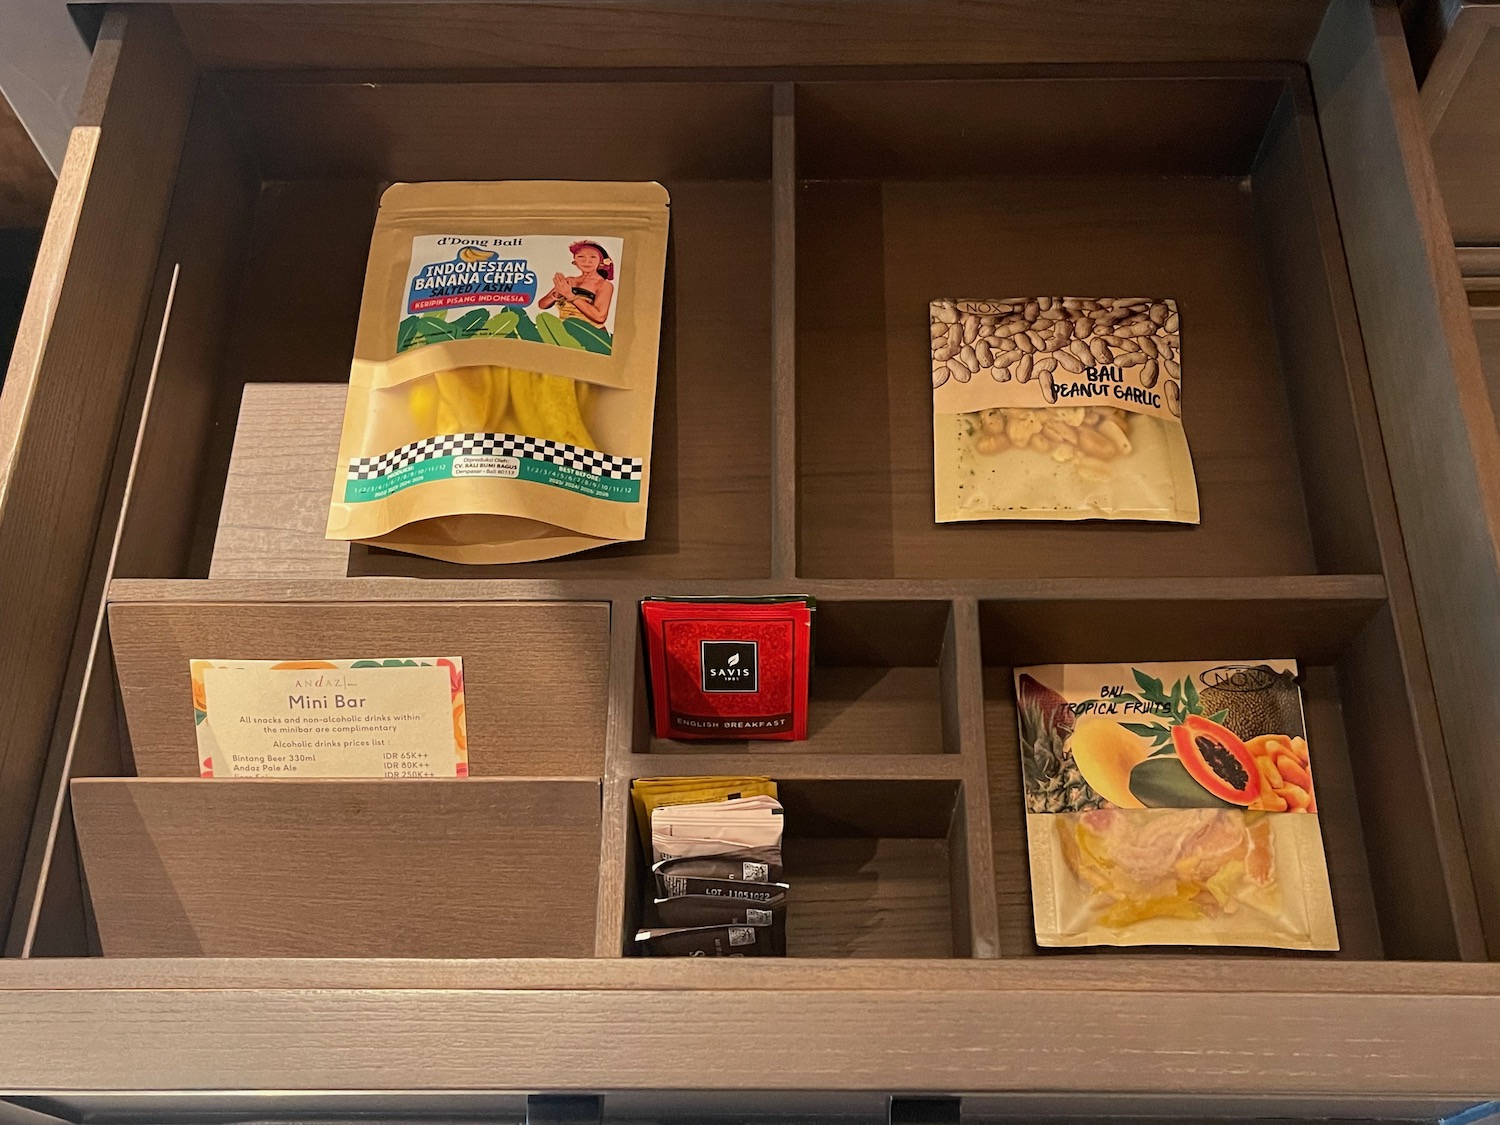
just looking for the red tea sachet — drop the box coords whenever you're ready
[640,597,813,741]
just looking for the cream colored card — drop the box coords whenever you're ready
[192,658,467,778]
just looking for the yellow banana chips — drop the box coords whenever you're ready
[327,181,669,563]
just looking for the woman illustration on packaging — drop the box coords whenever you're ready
[539,241,615,326]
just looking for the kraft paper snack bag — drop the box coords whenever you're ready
[932,296,1199,523]
[328,181,670,563]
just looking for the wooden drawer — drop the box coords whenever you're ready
[2,0,1500,1111]
[1418,0,1500,244]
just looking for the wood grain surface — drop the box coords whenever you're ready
[108,574,1394,605]
[1312,0,1500,957]
[946,598,1001,957]
[0,8,195,934]
[168,1,1338,70]
[783,836,952,957]
[1254,72,1485,959]
[1475,304,1500,405]
[108,600,609,778]
[795,76,1288,180]
[210,384,350,578]
[648,666,945,756]
[0,94,54,228]
[1423,4,1500,242]
[2,965,1500,1095]
[71,777,601,957]
[797,176,1316,579]
[223,78,772,183]
[0,3,1496,1100]
[114,87,261,581]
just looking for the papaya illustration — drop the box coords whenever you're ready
[1128,755,1238,809]
[1067,717,1150,808]
[1170,714,1261,806]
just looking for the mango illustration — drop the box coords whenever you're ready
[1068,717,1150,809]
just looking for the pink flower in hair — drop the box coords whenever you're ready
[569,240,614,281]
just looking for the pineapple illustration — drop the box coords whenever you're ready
[1018,673,1106,813]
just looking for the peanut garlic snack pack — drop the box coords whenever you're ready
[932,296,1199,523]
[327,181,670,563]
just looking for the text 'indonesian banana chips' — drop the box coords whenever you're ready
[327,181,670,563]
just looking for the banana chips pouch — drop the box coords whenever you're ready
[328,181,670,563]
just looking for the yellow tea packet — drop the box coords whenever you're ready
[1016,661,1338,949]
[327,181,670,563]
[630,776,777,863]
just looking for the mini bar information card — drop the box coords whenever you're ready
[192,658,468,778]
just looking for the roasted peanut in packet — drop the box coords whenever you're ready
[1016,661,1338,949]
[932,297,1199,523]
[327,180,669,563]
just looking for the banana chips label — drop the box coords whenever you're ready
[327,181,670,563]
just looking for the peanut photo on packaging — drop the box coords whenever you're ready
[931,296,1199,524]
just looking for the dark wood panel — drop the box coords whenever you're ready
[1312,0,1500,958]
[1424,6,1500,242]
[72,777,601,957]
[171,1,1333,70]
[783,836,953,958]
[771,83,798,577]
[976,594,1383,666]
[109,573,1392,608]
[116,87,261,579]
[108,600,610,778]
[982,666,1037,957]
[0,9,196,933]
[181,177,382,576]
[649,667,946,756]
[1476,310,1500,406]
[220,78,772,181]
[1251,88,1382,574]
[0,93,54,228]
[946,597,1002,958]
[796,77,1287,179]
[1255,70,1484,958]
[797,176,1316,579]
[1338,606,1471,959]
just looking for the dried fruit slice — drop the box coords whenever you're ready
[1170,715,1261,806]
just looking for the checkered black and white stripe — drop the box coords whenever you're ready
[347,432,644,481]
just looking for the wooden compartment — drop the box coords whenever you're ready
[1418,0,1500,244]
[977,593,1469,961]
[4,0,1500,1106]
[71,777,601,957]
[1474,292,1500,411]
[624,776,967,958]
[642,600,956,756]
[113,78,777,584]
[795,76,1380,580]
[108,599,610,778]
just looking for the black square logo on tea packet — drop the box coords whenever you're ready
[700,640,758,693]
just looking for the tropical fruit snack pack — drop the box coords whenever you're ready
[1016,660,1338,949]
[327,181,670,563]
